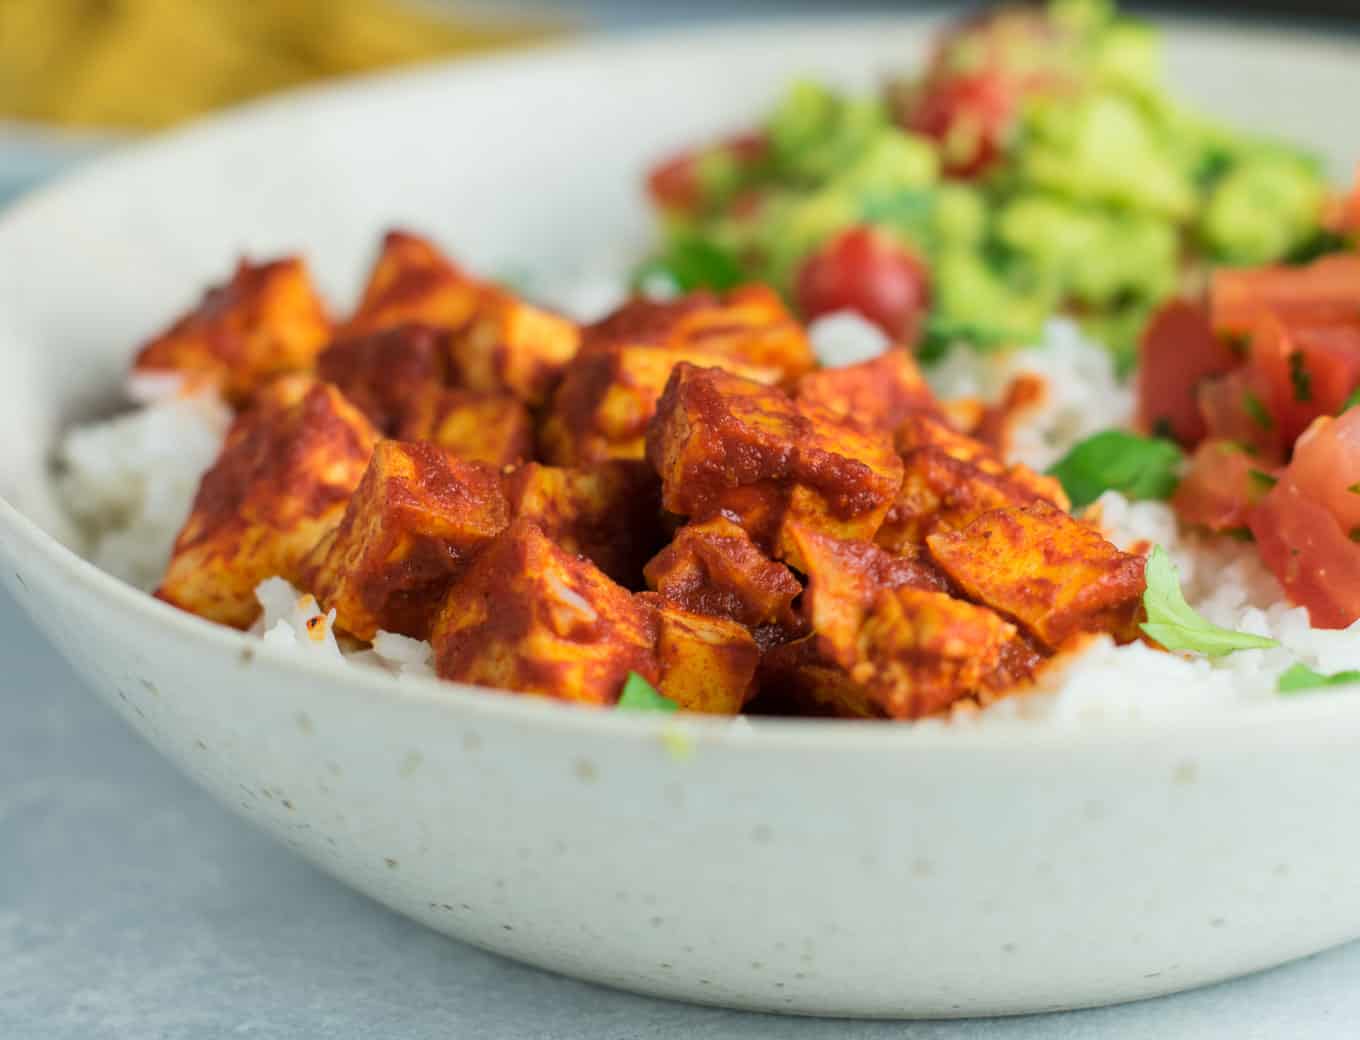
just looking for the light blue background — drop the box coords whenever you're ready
[4,4,1360,1037]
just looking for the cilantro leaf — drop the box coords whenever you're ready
[634,234,745,294]
[1243,390,1274,431]
[617,672,679,713]
[1288,351,1312,403]
[1047,431,1183,510]
[1140,546,1279,656]
[1341,387,1360,414]
[1278,663,1360,695]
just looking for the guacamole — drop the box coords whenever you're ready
[641,0,1329,369]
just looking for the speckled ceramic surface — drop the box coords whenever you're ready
[1,16,1358,1017]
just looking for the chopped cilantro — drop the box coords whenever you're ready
[1278,663,1360,695]
[634,234,745,294]
[1223,527,1255,542]
[1247,469,1278,493]
[1288,351,1312,403]
[1348,482,1360,495]
[1047,430,1183,510]
[1141,546,1279,656]
[1350,528,1360,544]
[1342,387,1360,414]
[1243,390,1273,430]
[617,672,679,713]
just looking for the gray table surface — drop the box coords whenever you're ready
[6,4,1360,1037]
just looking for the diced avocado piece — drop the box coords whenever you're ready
[924,248,1054,358]
[835,130,938,196]
[1091,20,1161,89]
[930,183,988,248]
[996,194,1178,307]
[756,187,860,290]
[1200,154,1327,265]
[1018,94,1196,219]
[766,80,890,184]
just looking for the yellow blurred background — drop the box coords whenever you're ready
[0,0,554,131]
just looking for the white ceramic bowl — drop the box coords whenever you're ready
[2,16,1359,1019]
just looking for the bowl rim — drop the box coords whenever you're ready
[4,12,1360,754]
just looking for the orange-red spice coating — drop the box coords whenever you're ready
[794,349,943,433]
[638,593,759,715]
[501,460,665,588]
[398,386,534,468]
[926,501,1147,650]
[134,257,332,405]
[644,515,802,630]
[304,440,509,641]
[342,230,484,336]
[431,519,659,706]
[156,379,378,628]
[316,324,449,434]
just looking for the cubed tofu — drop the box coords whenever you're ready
[638,593,759,715]
[540,345,781,465]
[646,364,903,563]
[156,380,378,628]
[133,258,331,405]
[343,230,483,336]
[644,515,802,631]
[445,286,581,406]
[794,350,942,433]
[316,324,449,434]
[303,441,509,641]
[783,519,948,669]
[761,587,1017,720]
[502,460,664,588]
[926,502,1147,649]
[398,386,534,467]
[877,413,1068,550]
[585,286,815,383]
[431,519,659,705]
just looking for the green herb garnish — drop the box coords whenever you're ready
[1141,546,1279,657]
[1288,351,1312,403]
[634,234,745,294]
[1342,387,1360,414]
[1243,390,1274,431]
[1247,469,1278,493]
[1047,430,1183,510]
[617,672,679,713]
[1278,663,1360,695]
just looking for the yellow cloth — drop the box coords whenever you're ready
[0,0,552,130]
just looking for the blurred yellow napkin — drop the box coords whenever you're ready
[0,0,554,130]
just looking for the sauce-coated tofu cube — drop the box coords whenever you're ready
[877,414,1067,550]
[156,380,378,628]
[646,364,903,564]
[795,350,942,433]
[398,386,534,467]
[304,441,509,641]
[316,324,448,435]
[584,286,815,383]
[783,520,948,668]
[541,345,781,465]
[926,502,1146,649]
[343,230,483,336]
[446,287,581,406]
[134,258,331,404]
[644,516,802,632]
[502,461,664,587]
[432,520,659,705]
[762,587,1017,719]
[638,594,759,715]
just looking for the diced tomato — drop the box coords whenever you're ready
[1136,299,1239,447]
[1248,311,1360,446]
[1196,367,1282,461]
[794,226,932,344]
[646,132,768,215]
[1250,410,1360,628]
[904,72,1017,179]
[1326,166,1360,237]
[1210,254,1360,339]
[1172,440,1275,534]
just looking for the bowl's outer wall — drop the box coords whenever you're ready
[1,17,1358,1017]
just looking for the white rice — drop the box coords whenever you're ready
[53,300,1360,723]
